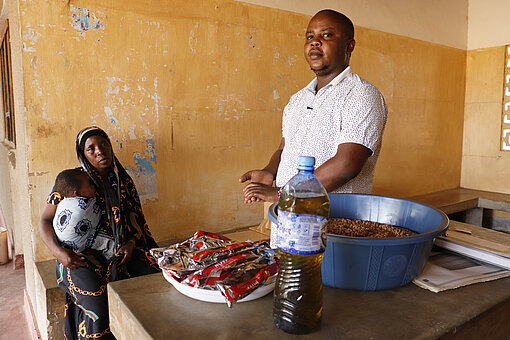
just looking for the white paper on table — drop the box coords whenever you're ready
[413,250,510,293]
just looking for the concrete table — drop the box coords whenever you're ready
[108,273,510,339]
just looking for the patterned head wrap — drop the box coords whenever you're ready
[76,126,110,155]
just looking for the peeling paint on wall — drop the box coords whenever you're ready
[70,5,104,35]
[125,138,158,203]
[189,23,199,54]
[286,55,297,66]
[22,28,41,52]
[128,125,137,140]
[104,107,118,124]
[216,94,247,120]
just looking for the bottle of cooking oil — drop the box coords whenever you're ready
[273,156,330,334]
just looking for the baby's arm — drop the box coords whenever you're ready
[39,204,87,269]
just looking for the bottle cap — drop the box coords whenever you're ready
[297,156,315,171]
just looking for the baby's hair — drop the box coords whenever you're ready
[54,169,86,197]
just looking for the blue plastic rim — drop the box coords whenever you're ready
[268,193,449,291]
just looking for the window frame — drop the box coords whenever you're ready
[0,20,15,148]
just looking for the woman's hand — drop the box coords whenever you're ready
[118,238,136,266]
[243,183,279,203]
[56,248,88,269]
[39,203,87,269]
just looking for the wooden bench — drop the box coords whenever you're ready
[34,260,65,340]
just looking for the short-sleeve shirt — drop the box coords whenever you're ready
[275,66,387,194]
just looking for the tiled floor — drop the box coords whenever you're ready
[0,262,34,340]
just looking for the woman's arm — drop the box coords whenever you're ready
[39,204,87,269]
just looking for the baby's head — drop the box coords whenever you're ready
[55,169,96,198]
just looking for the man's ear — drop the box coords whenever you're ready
[347,39,355,53]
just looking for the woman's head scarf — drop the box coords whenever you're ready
[75,126,157,250]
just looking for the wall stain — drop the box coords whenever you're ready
[28,171,50,177]
[171,122,174,151]
[35,123,59,138]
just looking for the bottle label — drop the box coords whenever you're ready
[276,210,327,255]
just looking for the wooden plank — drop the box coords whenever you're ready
[409,188,510,214]
[443,220,510,257]
[408,188,479,213]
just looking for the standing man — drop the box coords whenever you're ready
[240,9,387,203]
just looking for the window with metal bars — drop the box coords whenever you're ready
[0,22,15,146]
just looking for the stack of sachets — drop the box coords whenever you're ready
[151,230,278,307]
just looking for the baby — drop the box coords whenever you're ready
[52,169,115,260]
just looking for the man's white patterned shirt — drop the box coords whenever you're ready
[275,66,387,193]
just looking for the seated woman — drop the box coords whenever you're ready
[39,126,160,340]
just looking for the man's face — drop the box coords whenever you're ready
[304,12,355,77]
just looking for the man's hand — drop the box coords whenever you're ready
[239,138,284,203]
[118,238,136,266]
[239,170,274,186]
[243,183,279,203]
[56,248,88,269]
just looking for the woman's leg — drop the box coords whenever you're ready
[56,261,115,340]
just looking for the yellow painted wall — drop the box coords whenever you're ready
[240,0,468,49]
[17,0,466,263]
[461,46,508,192]
[24,0,309,261]
[355,30,466,197]
[462,1,510,193]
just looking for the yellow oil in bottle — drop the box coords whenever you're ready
[273,193,330,334]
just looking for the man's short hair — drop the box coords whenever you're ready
[54,169,85,197]
[317,9,354,40]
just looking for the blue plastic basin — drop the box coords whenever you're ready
[268,193,449,291]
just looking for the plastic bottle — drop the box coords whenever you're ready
[273,156,330,334]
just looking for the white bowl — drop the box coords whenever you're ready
[162,270,274,303]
